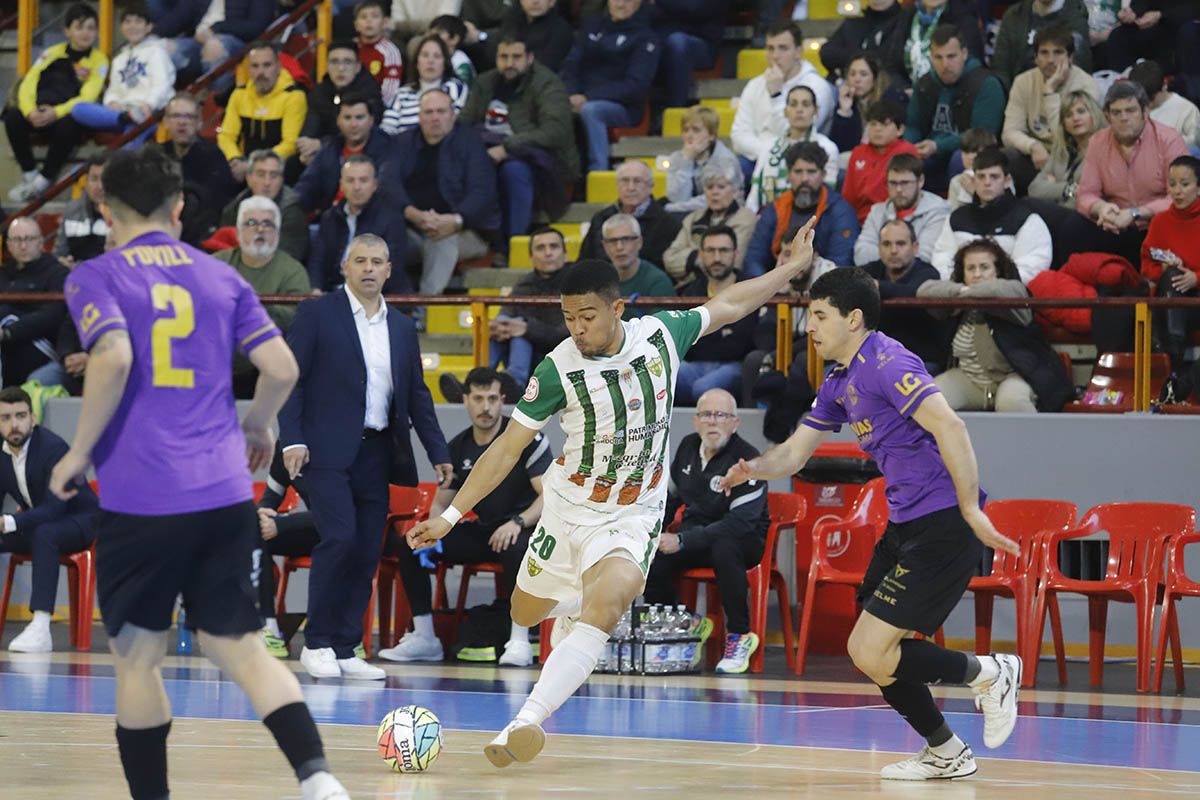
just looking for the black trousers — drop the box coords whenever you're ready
[0,512,97,612]
[644,534,764,634]
[1156,268,1200,372]
[296,434,391,658]
[3,109,83,179]
[256,516,321,622]
[1057,212,1147,269]
[395,519,533,617]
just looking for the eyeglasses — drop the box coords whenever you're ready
[603,235,640,246]
[696,411,736,421]
[240,219,277,230]
[6,235,41,244]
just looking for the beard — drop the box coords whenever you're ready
[241,240,275,261]
[793,187,819,208]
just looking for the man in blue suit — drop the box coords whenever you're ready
[279,234,452,679]
[0,386,99,652]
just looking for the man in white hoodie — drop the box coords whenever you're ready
[731,21,834,183]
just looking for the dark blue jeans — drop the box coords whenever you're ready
[498,158,535,245]
[658,32,717,108]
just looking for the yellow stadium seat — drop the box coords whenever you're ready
[808,0,841,19]
[661,106,735,137]
[508,234,584,268]
[426,305,474,334]
[700,98,733,110]
[802,38,829,77]
[737,49,766,80]
[586,170,667,203]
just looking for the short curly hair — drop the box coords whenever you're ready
[951,238,1020,284]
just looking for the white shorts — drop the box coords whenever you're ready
[514,501,663,603]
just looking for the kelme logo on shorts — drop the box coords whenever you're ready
[526,557,543,577]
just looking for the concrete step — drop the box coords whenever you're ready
[611,136,732,159]
[696,79,747,100]
[560,202,606,223]
[419,333,473,355]
[463,268,525,290]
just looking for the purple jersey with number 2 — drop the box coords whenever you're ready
[801,331,983,523]
[65,231,281,515]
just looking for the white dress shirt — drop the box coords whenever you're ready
[2,439,32,533]
[346,286,393,431]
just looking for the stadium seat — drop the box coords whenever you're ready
[1063,352,1170,412]
[1028,503,1196,692]
[608,99,651,142]
[586,170,668,204]
[0,544,96,651]
[1152,530,1197,693]
[34,212,62,252]
[736,49,766,80]
[662,106,735,137]
[676,492,805,673]
[794,477,889,675]
[377,483,437,648]
[692,51,725,81]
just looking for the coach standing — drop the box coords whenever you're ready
[280,233,452,679]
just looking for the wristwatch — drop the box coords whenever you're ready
[510,514,526,529]
[1130,208,1143,222]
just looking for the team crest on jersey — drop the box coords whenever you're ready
[523,376,539,402]
[647,356,664,377]
[370,60,381,74]
[709,476,724,493]
[526,557,543,577]
[628,398,642,411]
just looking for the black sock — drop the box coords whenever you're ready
[893,638,969,685]
[925,721,955,748]
[963,653,983,683]
[880,679,946,738]
[116,721,171,800]
[263,702,329,781]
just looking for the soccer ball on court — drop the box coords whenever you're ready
[377,705,444,773]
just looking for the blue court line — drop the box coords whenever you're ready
[1,670,1197,773]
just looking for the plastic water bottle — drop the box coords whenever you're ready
[613,609,632,672]
[647,605,674,673]
[670,605,694,671]
[176,606,192,655]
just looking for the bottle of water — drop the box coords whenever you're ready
[647,605,674,673]
[614,608,632,672]
[670,605,694,671]
[176,605,192,655]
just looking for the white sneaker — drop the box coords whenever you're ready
[300,646,341,678]
[377,632,444,662]
[8,622,52,653]
[549,614,577,648]
[7,172,49,203]
[336,655,385,680]
[497,638,533,666]
[880,744,977,780]
[973,653,1022,748]
[300,770,350,799]
[483,719,545,768]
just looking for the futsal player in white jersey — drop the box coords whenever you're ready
[407,220,817,767]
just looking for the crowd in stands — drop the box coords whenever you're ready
[3,0,1200,423]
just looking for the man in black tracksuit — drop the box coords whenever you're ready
[645,387,769,673]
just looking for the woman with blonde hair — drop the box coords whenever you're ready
[665,104,741,214]
[1028,90,1106,209]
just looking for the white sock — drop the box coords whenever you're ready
[968,655,1000,688]
[413,614,435,639]
[515,622,608,726]
[30,611,51,630]
[263,617,282,638]
[509,622,530,643]
[549,595,582,619]
[930,733,967,758]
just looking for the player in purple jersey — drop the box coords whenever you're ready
[48,147,349,800]
[721,267,1023,782]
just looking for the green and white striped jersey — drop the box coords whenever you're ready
[511,307,711,524]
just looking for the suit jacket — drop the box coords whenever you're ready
[278,290,450,483]
[0,426,99,529]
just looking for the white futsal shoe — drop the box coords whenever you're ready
[300,770,350,799]
[8,621,52,653]
[484,719,546,768]
[300,647,341,678]
[880,744,977,780]
[972,653,1022,748]
[497,638,534,666]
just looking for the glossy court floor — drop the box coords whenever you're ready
[1,635,1199,800]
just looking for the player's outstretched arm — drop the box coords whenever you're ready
[49,330,133,499]
[701,217,816,334]
[912,392,1020,556]
[243,337,300,473]
[718,424,826,492]
[406,418,541,549]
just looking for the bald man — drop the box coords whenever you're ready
[645,388,770,674]
[0,218,70,386]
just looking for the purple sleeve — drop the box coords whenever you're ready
[233,278,281,355]
[65,265,127,351]
[800,382,848,432]
[876,349,940,418]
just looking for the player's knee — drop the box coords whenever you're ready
[846,631,888,683]
[511,605,544,628]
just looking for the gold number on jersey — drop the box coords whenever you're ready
[893,372,922,397]
[150,283,195,388]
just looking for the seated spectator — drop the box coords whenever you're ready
[380,34,468,134]
[219,150,311,262]
[294,39,384,165]
[295,96,395,216]
[310,155,412,293]
[649,0,726,110]
[214,196,313,397]
[1141,155,1200,399]
[36,316,87,396]
[459,0,511,63]
[665,105,741,214]
[354,0,404,106]
[1083,0,1121,70]
[560,0,661,171]
[379,367,551,666]
[946,127,997,210]
[663,161,758,284]
[1130,60,1200,151]
[392,89,497,296]
[841,100,920,222]
[0,387,99,653]
[389,0,463,41]
[820,0,903,80]
[829,53,906,152]
[494,0,576,73]
[157,0,273,90]
[1104,0,1190,74]
[854,152,949,265]
[675,227,758,405]
[882,0,983,88]
[745,142,860,278]
[919,238,1073,412]
[990,0,1092,91]
[731,21,835,181]
[218,42,308,184]
[1067,81,1189,266]
[460,31,580,261]
[859,218,945,369]
[0,219,69,387]
[4,4,107,203]
[580,160,682,269]
[600,214,676,319]
[1029,89,1105,209]
[747,86,839,212]
[70,3,174,145]
[430,15,477,88]
[1001,24,1100,195]
[54,154,109,266]
[153,93,236,245]
[932,148,1053,284]
[644,387,768,674]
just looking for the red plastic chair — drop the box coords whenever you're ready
[608,99,651,142]
[376,482,438,647]
[1152,531,1198,693]
[1063,353,1171,412]
[794,477,889,675]
[676,492,805,673]
[1029,503,1196,692]
[972,499,1076,687]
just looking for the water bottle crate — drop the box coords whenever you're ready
[594,635,703,675]
[593,602,706,675]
